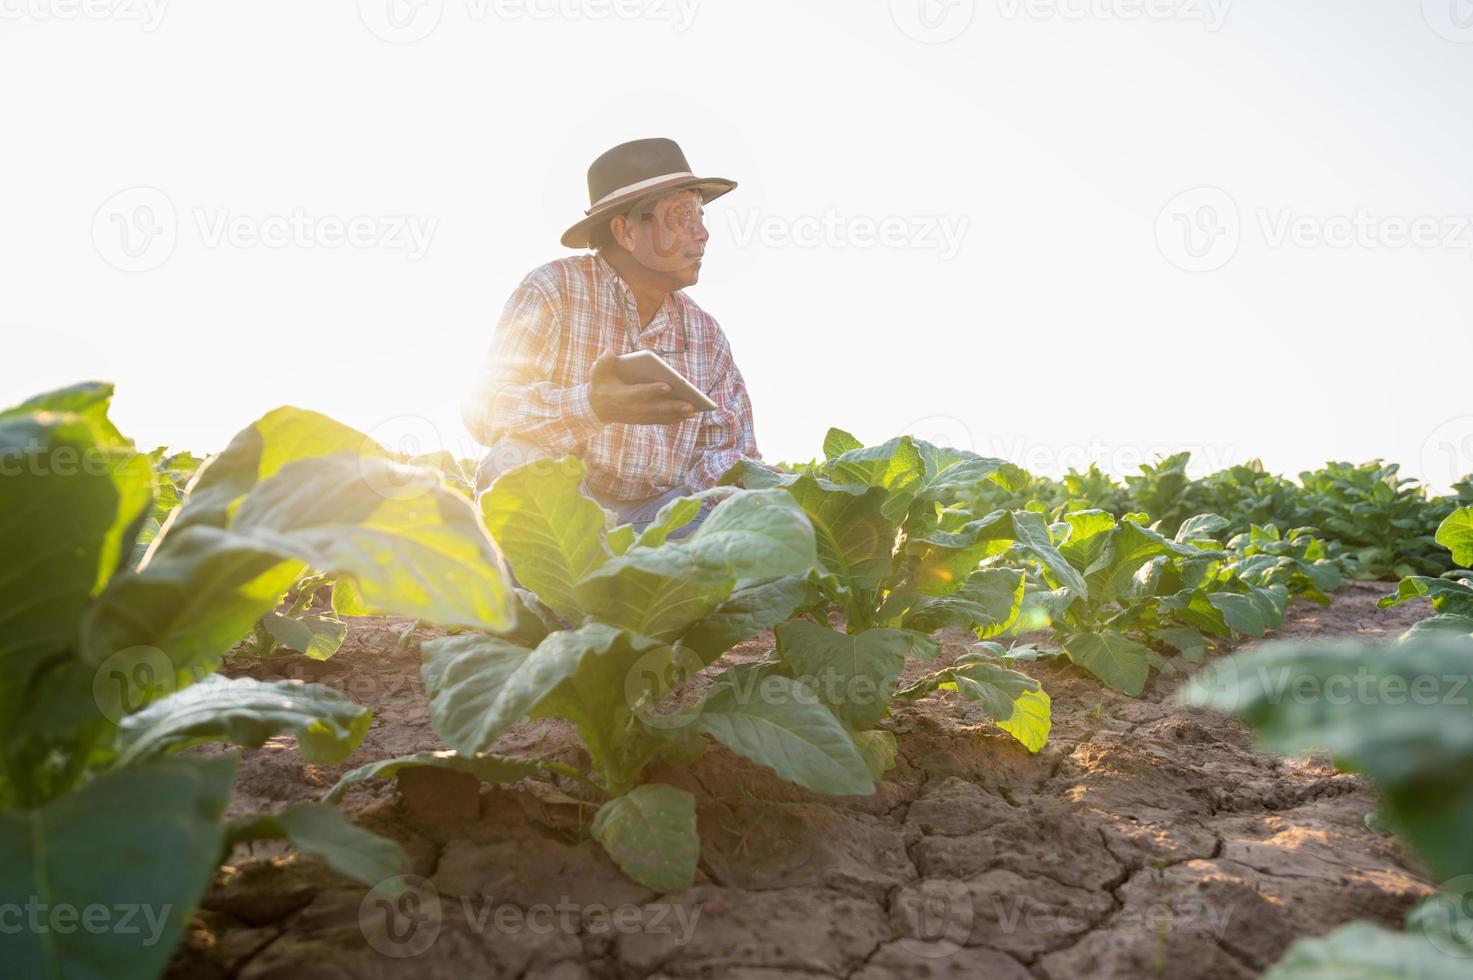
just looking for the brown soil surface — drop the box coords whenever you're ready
[168,582,1433,980]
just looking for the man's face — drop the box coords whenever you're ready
[621,189,709,287]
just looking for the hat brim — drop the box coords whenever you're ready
[561,176,737,249]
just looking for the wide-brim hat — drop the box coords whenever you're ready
[561,137,736,249]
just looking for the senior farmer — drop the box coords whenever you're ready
[463,138,764,531]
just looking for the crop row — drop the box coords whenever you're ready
[2,383,1469,979]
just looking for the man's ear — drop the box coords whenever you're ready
[609,213,638,252]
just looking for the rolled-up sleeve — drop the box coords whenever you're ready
[686,334,762,489]
[462,276,604,454]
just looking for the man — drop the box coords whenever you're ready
[463,137,764,531]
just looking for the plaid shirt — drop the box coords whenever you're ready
[464,254,761,501]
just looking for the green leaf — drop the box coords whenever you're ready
[901,568,1024,638]
[1262,920,1472,980]
[822,427,863,459]
[226,803,408,887]
[480,457,610,622]
[1151,626,1207,664]
[1379,576,1473,618]
[911,440,1030,500]
[1062,631,1153,696]
[853,729,898,779]
[0,753,237,980]
[1058,510,1117,571]
[1175,513,1230,544]
[169,406,384,534]
[591,784,699,892]
[787,477,897,604]
[680,574,820,666]
[774,622,911,729]
[325,750,540,804]
[634,496,704,548]
[949,657,1051,752]
[115,675,372,766]
[1183,637,1473,881]
[825,436,924,522]
[1436,507,1473,567]
[0,388,154,747]
[260,610,347,661]
[682,489,818,580]
[420,634,538,755]
[576,548,733,643]
[695,673,874,796]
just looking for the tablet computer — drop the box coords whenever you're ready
[613,351,720,412]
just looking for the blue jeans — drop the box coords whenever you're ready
[474,438,710,537]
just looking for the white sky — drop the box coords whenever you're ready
[4,1,1472,490]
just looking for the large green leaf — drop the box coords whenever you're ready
[0,389,154,729]
[1062,631,1153,696]
[787,477,896,604]
[901,568,1024,638]
[894,652,1051,752]
[1436,507,1473,568]
[1183,637,1473,881]
[591,783,699,892]
[84,454,513,675]
[694,670,874,796]
[1263,920,1472,979]
[225,803,408,887]
[1379,576,1473,619]
[911,440,1029,502]
[480,457,610,621]
[420,633,539,755]
[575,548,733,643]
[822,427,863,459]
[168,406,383,535]
[114,675,371,766]
[774,622,911,729]
[825,436,924,522]
[681,489,818,580]
[260,610,347,661]
[679,574,821,665]
[0,753,237,980]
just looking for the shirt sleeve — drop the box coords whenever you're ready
[462,275,604,454]
[686,331,763,489]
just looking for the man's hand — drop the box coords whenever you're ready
[588,351,701,426]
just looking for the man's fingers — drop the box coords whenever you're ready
[625,381,672,399]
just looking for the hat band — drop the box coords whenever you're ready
[587,171,697,212]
